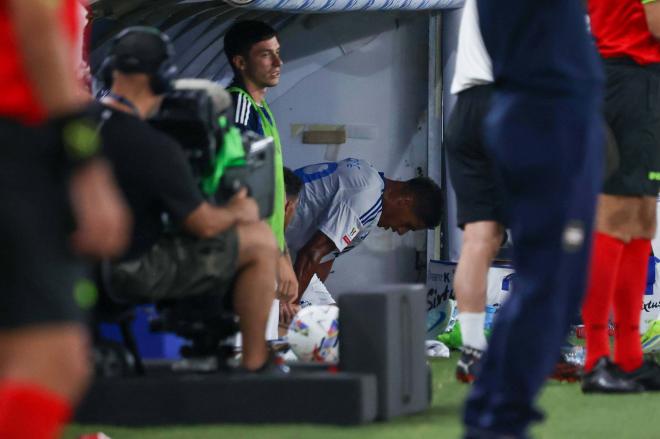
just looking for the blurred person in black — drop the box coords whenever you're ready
[463,0,605,436]
[0,1,131,437]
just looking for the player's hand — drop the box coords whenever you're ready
[279,302,300,328]
[227,187,259,224]
[276,253,298,303]
[69,159,132,258]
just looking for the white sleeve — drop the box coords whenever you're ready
[318,201,363,252]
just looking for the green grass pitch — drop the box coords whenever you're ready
[65,353,660,439]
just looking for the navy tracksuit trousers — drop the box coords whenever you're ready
[464,0,605,436]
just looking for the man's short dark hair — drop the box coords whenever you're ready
[224,20,278,74]
[284,167,302,199]
[406,177,443,229]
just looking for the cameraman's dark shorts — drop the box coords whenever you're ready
[0,119,87,329]
[602,58,660,197]
[445,84,508,228]
[110,231,239,303]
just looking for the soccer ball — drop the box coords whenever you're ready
[287,305,339,363]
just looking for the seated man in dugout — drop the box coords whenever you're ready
[278,167,338,335]
[283,167,336,309]
[98,26,279,372]
[286,157,443,304]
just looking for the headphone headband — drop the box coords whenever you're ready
[100,26,177,94]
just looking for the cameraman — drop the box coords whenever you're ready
[98,27,279,372]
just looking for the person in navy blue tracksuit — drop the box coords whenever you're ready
[463,0,605,437]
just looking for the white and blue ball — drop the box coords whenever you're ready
[287,305,339,363]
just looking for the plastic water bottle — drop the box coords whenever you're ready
[484,305,497,331]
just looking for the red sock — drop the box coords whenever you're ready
[0,381,72,439]
[582,232,625,371]
[613,238,650,372]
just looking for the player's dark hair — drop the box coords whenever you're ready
[224,20,278,76]
[284,167,302,199]
[406,177,443,229]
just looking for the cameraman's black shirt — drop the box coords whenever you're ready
[100,107,204,260]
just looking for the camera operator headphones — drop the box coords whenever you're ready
[99,26,178,94]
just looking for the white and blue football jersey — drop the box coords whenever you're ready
[286,158,385,261]
[229,85,272,136]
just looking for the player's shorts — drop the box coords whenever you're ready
[602,58,660,197]
[445,84,508,228]
[0,118,88,329]
[110,230,239,304]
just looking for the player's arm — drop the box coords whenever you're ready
[643,0,660,41]
[9,0,85,116]
[277,248,299,303]
[294,231,337,300]
[316,259,335,283]
[69,159,131,257]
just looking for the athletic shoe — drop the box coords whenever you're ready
[456,345,483,384]
[642,320,660,353]
[549,346,584,382]
[549,357,581,383]
[268,339,290,353]
[624,359,660,391]
[581,357,643,393]
[438,321,463,350]
[236,350,290,375]
[438,323,491,351]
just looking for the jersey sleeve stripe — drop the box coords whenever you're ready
[361,206,382,225]
[237,94,246,125]
[241,96,251,126]
[359,196,383,222]
[239,95,248,126]
[361,207,383,225]
[359,197,382,221]
[237,94,249,126]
